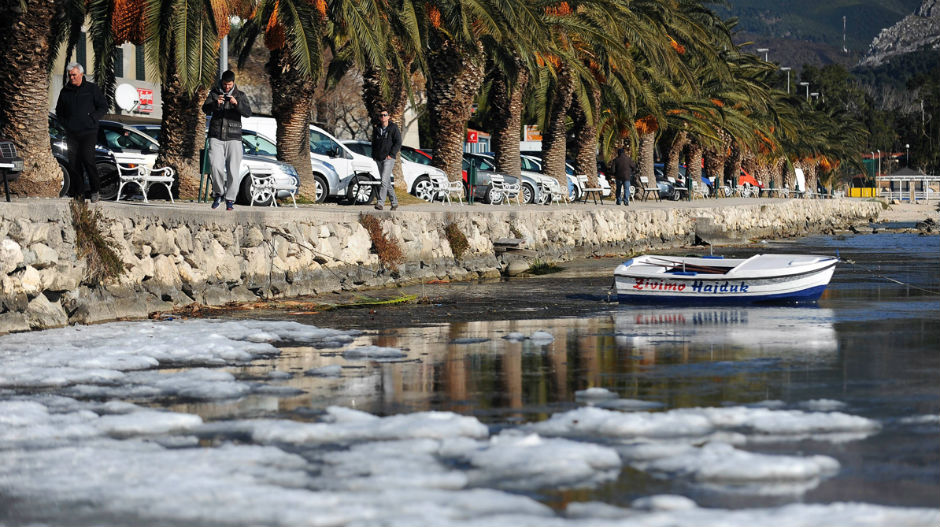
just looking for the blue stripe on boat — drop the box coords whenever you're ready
[617,284,829,305]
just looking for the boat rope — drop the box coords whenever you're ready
[840,258,940,296]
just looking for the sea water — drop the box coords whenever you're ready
[0,233,937,526]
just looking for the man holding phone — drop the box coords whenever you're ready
[202,70,251,210]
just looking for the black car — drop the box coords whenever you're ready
[0,129,24,201]
[49,114,122,199]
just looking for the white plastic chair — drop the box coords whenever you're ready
[115,155,175,203]
[249,167,297,208]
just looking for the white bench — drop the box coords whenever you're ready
[576,174,605,204]
[488,174,521,205]
[249,167,297,207]
[638,176,661,201]
[434,178,465,205]
[116,157,175,203]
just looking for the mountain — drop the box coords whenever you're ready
[716,0,925,68]
[858,0,940,66]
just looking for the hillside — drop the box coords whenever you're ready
[716,0,923,50]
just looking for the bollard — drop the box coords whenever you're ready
[468,162,477,205]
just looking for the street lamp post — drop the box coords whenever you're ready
[810,92,819,105]
[756,47,769,61]
[906,144,910,167]
[798,82,810,101]
[877,149,881,178]
[780,67,791,93]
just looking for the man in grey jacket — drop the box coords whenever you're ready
[202,70,251,210]
[370,109,402,211]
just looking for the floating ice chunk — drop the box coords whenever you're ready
[575,387,619,400]
[248,407,489,444]
[527,405,879,444]
[527,406,716,439]
[305,365,342,377]
[529,330,555,344]
[268,370,292,380]
[799,399,847,411]
[96,410,203,437]
[0,320,358,393]
[899,414,940,425]
[637,442,840,483]
[441,431,621,490]
[342,345,407,360]
[631,494,698,511]
[502,332,526,341]
[311,438,469,491]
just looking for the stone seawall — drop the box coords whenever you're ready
[0,198,882,333]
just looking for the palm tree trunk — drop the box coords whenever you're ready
[426,36,485,180]
[665,130,689,182]
[801,160,818,194]
[568,86,601,186]
[0,0,62,196]
[686,142,703,183]
[267,48,317,200]
[362,57,412,193]
[156,71,205,198]
[638,132,656,185]
[727,139,743,188]
[541,64,574,189]
[490,64,528,179]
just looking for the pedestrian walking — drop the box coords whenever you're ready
[611,147,637,206]
[202,70,251,211]
[55,63,108,203]
[371,109,401,210]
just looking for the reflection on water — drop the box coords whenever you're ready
[170,305,838,423]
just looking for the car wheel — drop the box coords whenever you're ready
[313,174,328,203]
[522,183,536,204]
[484,185,503,204]
[97,162,119,201]
[239,175,274,206]
[670,188,681,201]
[347,174,375,205]
[412,175,435,201]
[58,162,71,198]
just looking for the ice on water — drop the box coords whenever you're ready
[0,319,936,527]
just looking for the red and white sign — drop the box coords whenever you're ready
[137,88,154,113]
[467,130,478,144]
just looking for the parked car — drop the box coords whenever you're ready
[462,153,521,203]
[242,116,380,204]
[0,128,24,200]
[466,152,561,204]
[520,153,582,201]
[341,140,449,202]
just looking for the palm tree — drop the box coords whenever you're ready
[0,0,88,196]
[142,0,235,198]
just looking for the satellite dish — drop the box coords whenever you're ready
[115,84,139,112]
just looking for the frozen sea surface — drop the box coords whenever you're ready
[0,233,937,526]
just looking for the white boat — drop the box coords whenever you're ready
[614,254,839,304]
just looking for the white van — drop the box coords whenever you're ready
[243,116,380,203]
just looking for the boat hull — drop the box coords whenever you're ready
[614,255,838,305]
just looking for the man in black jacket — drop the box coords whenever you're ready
[202,70,251,210]
[370,109,401,210]
[55,63,108,202]
[611,147,638,206]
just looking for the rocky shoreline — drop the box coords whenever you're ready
[0,197,916,334]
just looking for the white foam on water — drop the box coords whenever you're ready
[0,320,933,526]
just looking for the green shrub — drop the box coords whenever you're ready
[359,214,404,270]
[444,222,469,260]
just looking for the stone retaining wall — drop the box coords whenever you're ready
[0,199,882,333]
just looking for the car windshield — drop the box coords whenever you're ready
[401,148,431,165]
[243,132,278,156]
[309,129,341,156]
[100,125,156,151]
[345,142,371,157]
[49,118,67,142]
